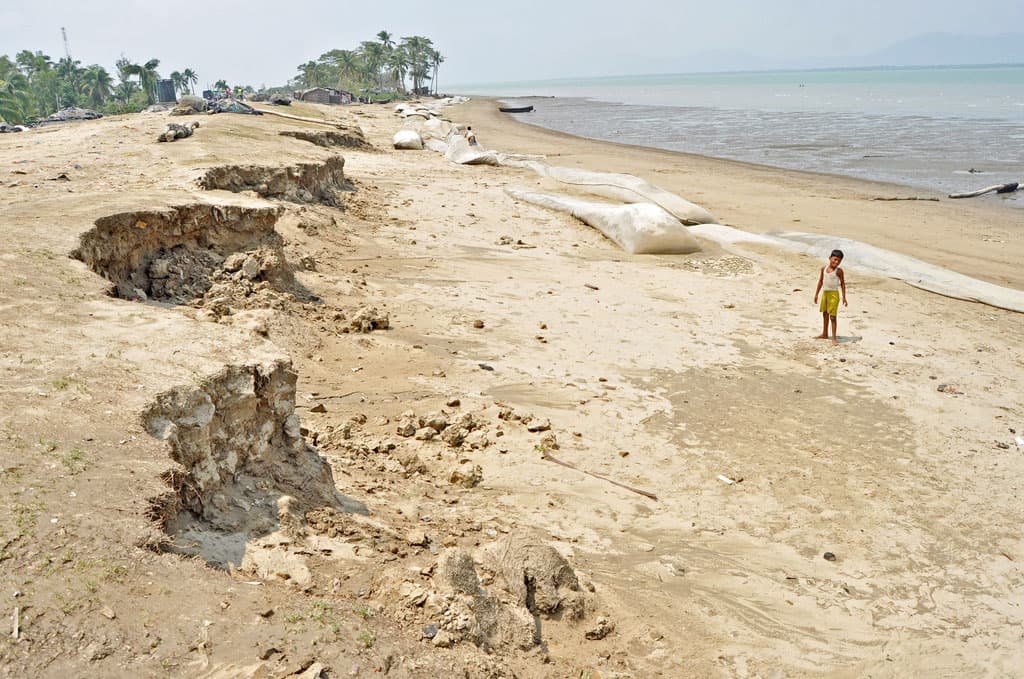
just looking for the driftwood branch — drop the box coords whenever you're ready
[949,182,1019,199]
[541,452,658,501]
[872,196,940,202]
[251,106,349,129]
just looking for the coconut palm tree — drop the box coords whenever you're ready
[56,56,83,101]
[296,61,326,88]
[117,58,159,105]
[137,58,160,104]
[181,68,198,95]
[15,50,52,81]
[378,32,395,86]
[170,70,184,96]
[334,50,360,89]
[387,48,408,94]
[0,55,16,80]
[431,50,445,95]
[81,65,113,108]
[400,36,434,95]
[0,71,33,124]
[359,41,386,92]
[113,58,138,107]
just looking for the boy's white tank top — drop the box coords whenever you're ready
[822,267,840,291]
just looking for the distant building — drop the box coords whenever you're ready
[156,79,177,103]
[296,87,353,105]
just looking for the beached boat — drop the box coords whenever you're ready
[499,105,534,113]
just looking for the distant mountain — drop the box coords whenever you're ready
[674,33,1024,74]
[858,32,1024,67]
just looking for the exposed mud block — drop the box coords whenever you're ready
[430,549,539,652]
[279,128,374,151]
[483,535,586,620]
[199,156,352,206]
[142,360,351,566]
[71,204,311,307]
[374,536,594,653]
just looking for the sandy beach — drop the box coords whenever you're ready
[1,96,1022,678]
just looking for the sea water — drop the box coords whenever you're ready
[457,66,1024,208]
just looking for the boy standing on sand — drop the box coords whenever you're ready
[814,249,847,345]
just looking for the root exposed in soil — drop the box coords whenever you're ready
[280,128,375,151]
[199,156,353,206]
[142,359,363,567]
[71,203,315,307]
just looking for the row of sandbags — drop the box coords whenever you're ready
[390,100,713,254]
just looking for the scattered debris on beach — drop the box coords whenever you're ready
[157,121,199,142]
[949,181,1020,198]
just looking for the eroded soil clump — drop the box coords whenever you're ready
[280,128,374,151]
[372,538,590,654]
[142,360,358,567]
[71,203,322,315]
[199,156,353,206]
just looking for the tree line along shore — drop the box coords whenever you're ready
[0,29,443,125]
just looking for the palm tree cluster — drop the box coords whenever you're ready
[0,49,199,124]
[292,30,444,99]
[169,68,199,97]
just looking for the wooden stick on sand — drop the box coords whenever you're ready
[541,451,658,501]
[250,106,349,129]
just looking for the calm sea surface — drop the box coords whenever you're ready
[457,66,1024,208]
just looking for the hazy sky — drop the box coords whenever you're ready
[2,1,1022,89]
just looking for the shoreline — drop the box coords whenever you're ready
[454,96,1024,290]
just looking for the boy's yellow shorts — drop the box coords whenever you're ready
[820,290,840,316]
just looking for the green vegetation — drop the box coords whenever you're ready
[292,30,444,100]
[169,68,198,96]
[59,448,88,473]
[73,557,128,583]
[12,500,44,534]
[0,50,199,124]
[356,629,375,648]
[309,600,344,635]
[2,29,448,124]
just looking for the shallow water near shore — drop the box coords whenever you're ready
[459,65,1024,207]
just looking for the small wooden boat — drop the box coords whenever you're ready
[499,105,534,113]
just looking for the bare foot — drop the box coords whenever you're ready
[831,338,839,346]
[815,334,829,339]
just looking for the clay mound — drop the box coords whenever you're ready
[199,156,353,207]
[279,128,374,151]
[71,204,311,308]
[431,549,539,652]
[483,535,586,620]
[373,538,594,653]
[142,360,352,567]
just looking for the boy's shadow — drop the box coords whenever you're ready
[835,335,862,344]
